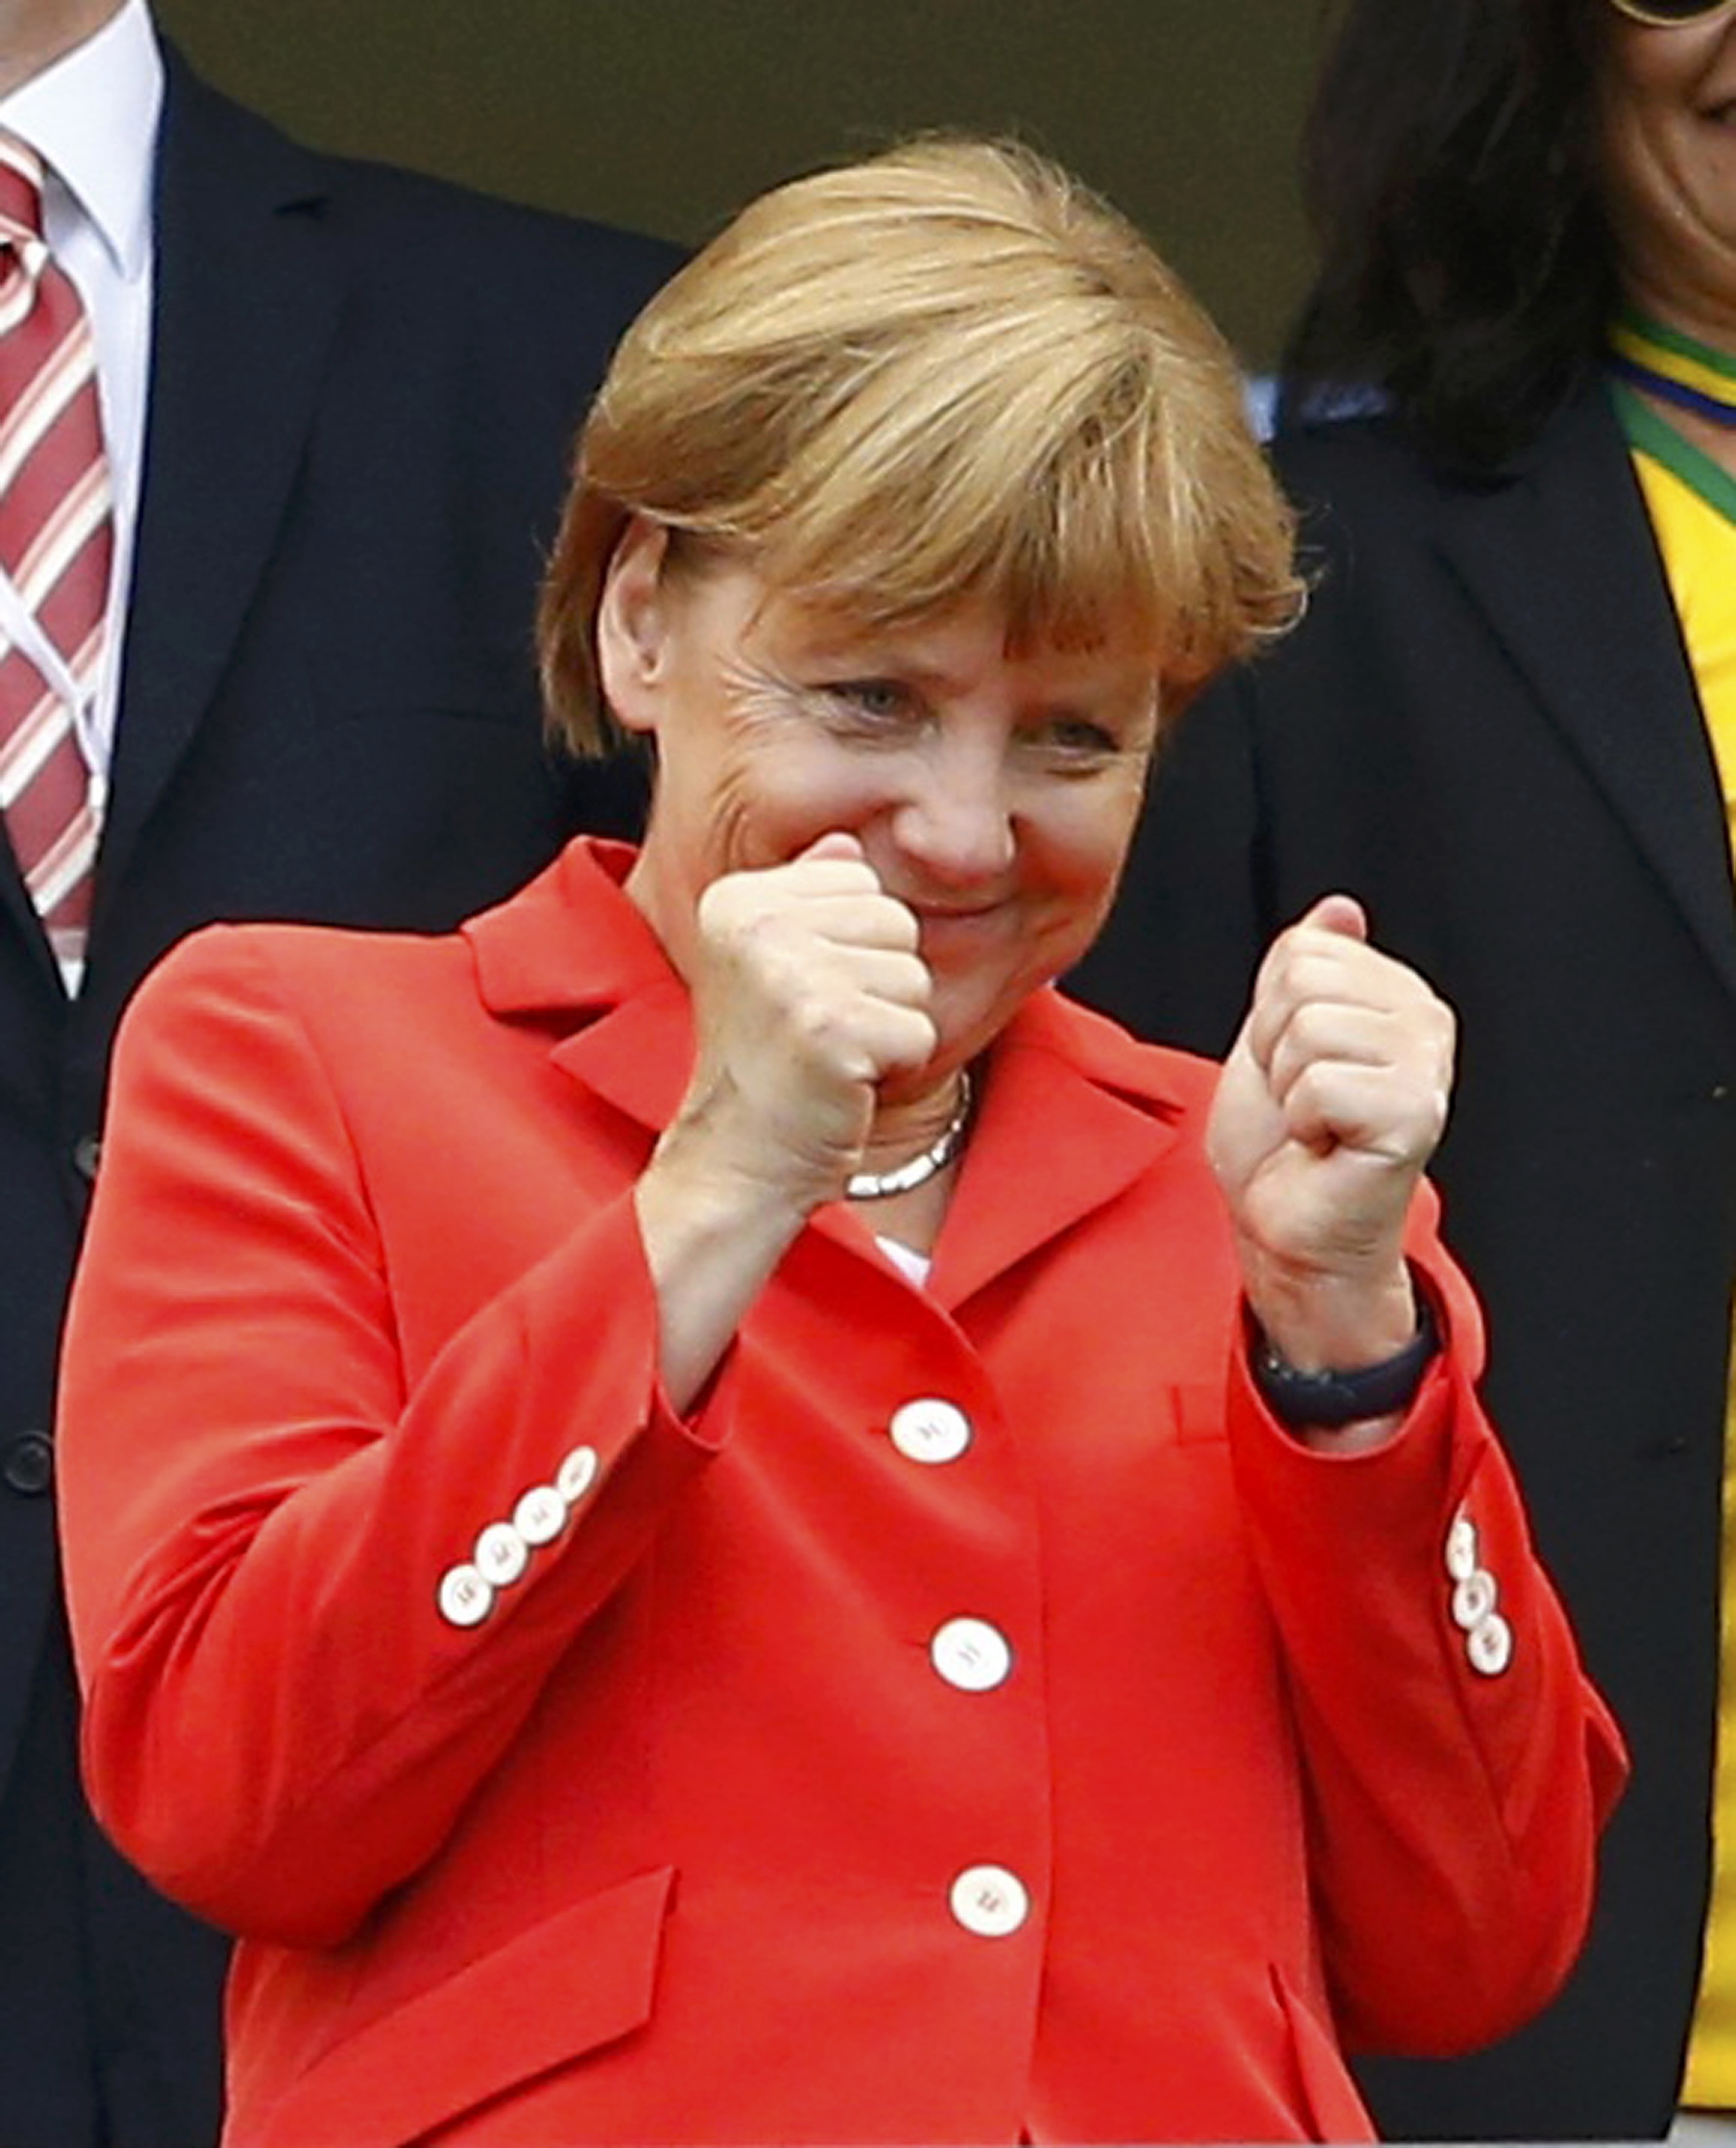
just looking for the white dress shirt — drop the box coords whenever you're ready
[0,1,159,989]
[2,0,160,784]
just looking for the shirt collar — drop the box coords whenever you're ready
[2,0,161,282]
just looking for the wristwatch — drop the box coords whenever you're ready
[1251,1293,1441,1430]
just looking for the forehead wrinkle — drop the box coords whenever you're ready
[750,601,1061,692]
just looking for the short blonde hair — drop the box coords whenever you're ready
[540,137,1302,755]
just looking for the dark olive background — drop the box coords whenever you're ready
[154,0,1329,369]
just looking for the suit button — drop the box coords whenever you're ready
[1452,1569,1498,1632]
[889,1398,971,1465]
[475,1521,528,1588]
[930,1617,1013,1692]
[436,1563,493,1629]
[557,1445,599,1505]
[949,1864,1029,1937]
[1467,1612,1514,1677]
[2,1431,52,1496]
[71,1134,102,1182]
[1445,1510,1479,1584]
[513,1486,567,1547]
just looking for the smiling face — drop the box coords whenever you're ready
[599,523,1162,1085]
[1597,2,1736,337]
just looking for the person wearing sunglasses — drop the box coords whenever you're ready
[1069,0,1736,2138]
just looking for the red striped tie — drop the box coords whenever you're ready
[0,131,107,977]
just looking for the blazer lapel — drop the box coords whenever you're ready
[0,828,56,999]
[95,52,341,923]
[558,986,1183,1307]
[473,840,697,1128]
[1428,379,1736,1004]
[928,993,1182,1309]
[474,847,1186,1300]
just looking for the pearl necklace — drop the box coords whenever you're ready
[846,1071,973,1201]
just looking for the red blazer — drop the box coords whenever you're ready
[58,839,1625,2147]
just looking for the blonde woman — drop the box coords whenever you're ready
[58,141,1622,2147]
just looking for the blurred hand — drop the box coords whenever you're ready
[677,832,937,1216]
[1207,894,1455,1371]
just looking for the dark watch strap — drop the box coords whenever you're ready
[1251,1294,1441,1430]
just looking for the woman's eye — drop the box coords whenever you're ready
[1042,719,1121,763]
[823,680,914,723]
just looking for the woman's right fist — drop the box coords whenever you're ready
[679,833,938,1212]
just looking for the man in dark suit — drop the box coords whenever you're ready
[0,3,677,2141]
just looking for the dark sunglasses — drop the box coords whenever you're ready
[1606,0,1734,22]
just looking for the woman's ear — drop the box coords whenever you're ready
[596,516,675,738]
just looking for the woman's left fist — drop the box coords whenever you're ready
[1206,894,1456,1371]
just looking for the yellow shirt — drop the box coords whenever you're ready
[1622,386,1736,2103]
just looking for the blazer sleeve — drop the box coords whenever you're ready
[1226,1208,1629,2057]
[58,929,726,1949]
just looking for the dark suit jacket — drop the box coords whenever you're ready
[1071,375,1736,2139]
[0,48,675,2148]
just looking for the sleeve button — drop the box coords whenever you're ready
[437,1563,493,1629]
[1451,1569,1498,1632]
[557,1446,599,1505]
[1467,1613,1513,1677]
[1445,1510,1479,1583]
[513,1486,566,1546]
[474,1522,529,1588]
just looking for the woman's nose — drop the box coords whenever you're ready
[889,751,1016,885]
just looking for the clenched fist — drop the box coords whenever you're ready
[678,832,939,1213]
[1208,894,1456,1376]
[635,833,950,1410]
